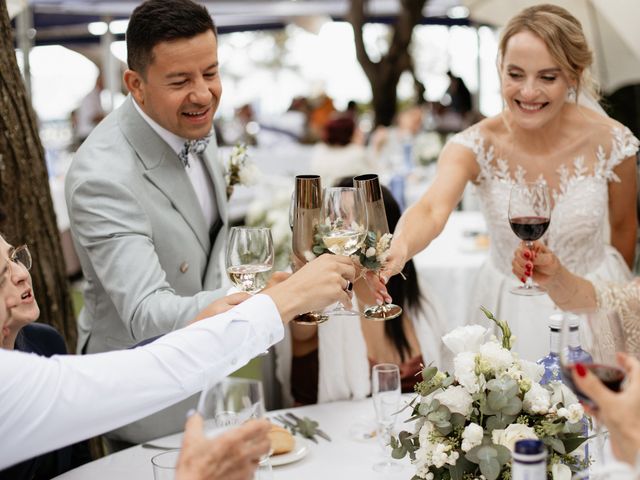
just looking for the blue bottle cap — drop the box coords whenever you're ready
[514,439,545,455]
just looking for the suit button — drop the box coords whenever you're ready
[179,262,189,273]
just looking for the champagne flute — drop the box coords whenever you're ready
[559,310,627,479]
[290,175,329,325]
[353,174,403,321]
[321,186,367,316]
[508,182,551,296]
[226,226,274,295]
[372,363,402,473]
[197,377,272,480]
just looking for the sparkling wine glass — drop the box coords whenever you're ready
[559,310,628,479]
[508,182,551,296]
[321,186,368,316]
[197,377,272,480]
[226,227,274,295]
[372,363,402,473]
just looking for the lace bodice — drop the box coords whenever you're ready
[595,280,640,357]
[450,126,639,276]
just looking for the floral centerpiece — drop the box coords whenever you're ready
[391,308,589,480]
[223,143,259,199]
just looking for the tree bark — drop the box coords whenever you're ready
[348,0,427,127]
[0,3,76,349]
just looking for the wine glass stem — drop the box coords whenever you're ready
[524,241,535,288]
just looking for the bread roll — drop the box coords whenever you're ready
[268,424,295,455]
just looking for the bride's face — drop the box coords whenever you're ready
[500,30,573,130]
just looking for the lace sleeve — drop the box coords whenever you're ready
[447,127,496,182]
[595,280,640,356]
[596,127,640,182]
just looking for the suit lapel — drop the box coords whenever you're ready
[118,97,210,253]
[202,139,228,224]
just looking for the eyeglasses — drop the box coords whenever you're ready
[8,245,32,272]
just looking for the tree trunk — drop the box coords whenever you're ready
[0,3,76,350]
[348,0,427,127]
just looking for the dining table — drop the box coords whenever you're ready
[53,397,417,479]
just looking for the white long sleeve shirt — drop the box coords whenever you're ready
[0,294,283,469]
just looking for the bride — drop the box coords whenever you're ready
[379,4,639,362]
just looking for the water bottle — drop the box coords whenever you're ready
[537,314,563,385]
[567,315,593,365]
[511,439,547,480]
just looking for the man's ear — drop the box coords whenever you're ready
[123,69,145,106]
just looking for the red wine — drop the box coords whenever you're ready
[509,216,550,241]
[561,363,625,405]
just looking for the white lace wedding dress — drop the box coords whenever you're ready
[450,124,638,362]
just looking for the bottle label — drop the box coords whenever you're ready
[549,330,560,354]
[512,462,546,480]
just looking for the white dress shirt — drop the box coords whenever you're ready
[132,100,217,229]
[0,294,283,469]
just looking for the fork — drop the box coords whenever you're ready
[285,412,332,441]
[272,415,318,443]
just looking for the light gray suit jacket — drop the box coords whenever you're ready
[65,96,228,442]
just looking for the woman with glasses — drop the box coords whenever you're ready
[0,237,93,479]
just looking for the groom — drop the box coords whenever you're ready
[66,0,229,446]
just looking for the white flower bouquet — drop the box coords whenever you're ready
[392,307,590,480]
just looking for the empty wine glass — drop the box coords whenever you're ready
[559,310,627,479]
[225,227,274,295]
[508,182,551,296]
[197,377,272,480]
[321,187,367,316]
[372,363,402,473]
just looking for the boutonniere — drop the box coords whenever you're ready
[224,143,259,199]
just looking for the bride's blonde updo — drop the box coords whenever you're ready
[498,4,599,102]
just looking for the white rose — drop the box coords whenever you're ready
[523,383,551,414]
[443,325,488,355]
[461,423,484,452]
[549,381,580,408]
[454,351,481,394]
[491,423,538,452]
[365,246,376,258]
[433,385,474,416]
[519,360,545,383]
[557,403,584,424]
[552,463,572,480]
[479,341,513,374]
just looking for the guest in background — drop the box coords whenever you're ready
[308,93,336,142]
[73,72,105,146]
[369,103,424,171]
[277,182,448,406]
[444,71,472,117]
[309,115,375,188]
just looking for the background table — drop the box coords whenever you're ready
[54,398,415,479]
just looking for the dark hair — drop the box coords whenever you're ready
[335,178,423,362]
[126,0,216,75]
[323,116,355,146]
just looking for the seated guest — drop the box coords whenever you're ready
[277,183,448,406]
[512,240,640,355]
[309,115,376,188]
[0,238,91,479]
[0,237,355,472]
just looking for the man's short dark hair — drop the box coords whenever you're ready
[126,0,216,75]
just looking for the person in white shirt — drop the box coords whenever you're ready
[0,250,355,474]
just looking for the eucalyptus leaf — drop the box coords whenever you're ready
[478,457,501,480]
[448,456,476,480]
[561,436,589,454]
[422,366,438,382]
[543,437,566,454]
[392,447,407,459]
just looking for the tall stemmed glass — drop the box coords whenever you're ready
[290,175,329,325]
[353,174,402,321]
[559,310,629,479]
[508,182,551,296]
[372,363,402,473]
[226,226,274,295]
[321,186,368,316]
[197,377,272,480]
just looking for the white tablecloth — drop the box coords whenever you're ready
[413,210,488,330]
[54,398,415,480]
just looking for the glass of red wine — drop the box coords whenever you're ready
[559,310,627,478]
[508,182,551,296]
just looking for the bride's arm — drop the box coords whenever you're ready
[380,143,478,281]
[608,154,637,269]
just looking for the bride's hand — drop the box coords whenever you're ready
[379,239,408,285]
[511,241,560,285]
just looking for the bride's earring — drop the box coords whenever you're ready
[566,86,577,102]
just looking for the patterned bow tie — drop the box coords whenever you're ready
[178,131,212,168]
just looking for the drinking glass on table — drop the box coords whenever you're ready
[508,182,551,296]
[197,377,272,480]
[151,449,180,480]
[372,363,402,473]
[559,310,628,479]
[321,186,367,316]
